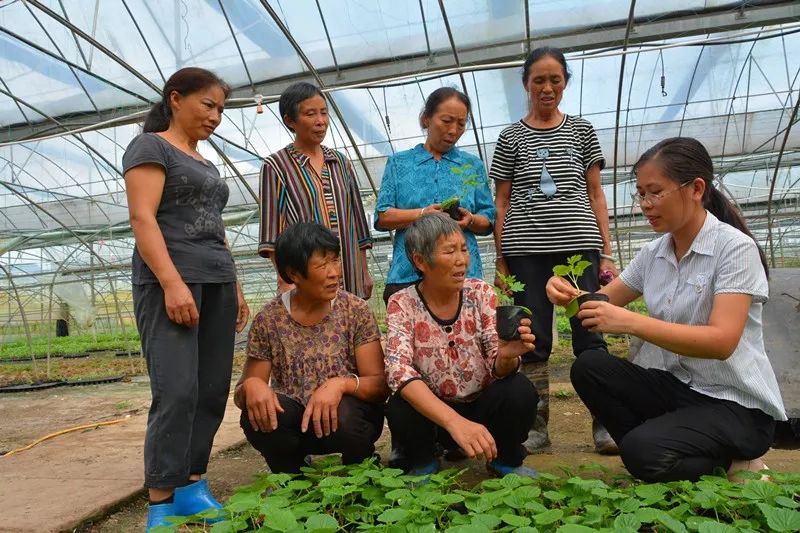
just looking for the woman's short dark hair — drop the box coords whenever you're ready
[634,137,768,276]
[279,82,325,132]
[143,67,230,133]
[522,46,571,85]
[419,87,471,129]
[274,222,340,283]
[404,213,462,275]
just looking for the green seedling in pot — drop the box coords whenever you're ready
[440,163,484,221]
[494,272,532,341]
[553,254,608,318]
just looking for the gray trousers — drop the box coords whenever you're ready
[133,282,237,489]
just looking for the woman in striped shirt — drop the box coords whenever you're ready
[259,82,373,299]
[489,46,617,455]
[548,137,786,482]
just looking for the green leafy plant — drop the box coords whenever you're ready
[494,272,531,315]
[158,458,800,532]
[440,163,485,212]
[552,254,593,318]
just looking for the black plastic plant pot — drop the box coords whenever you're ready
[443,199,463,221]
[496,305,532,341]
[577,292,610,306]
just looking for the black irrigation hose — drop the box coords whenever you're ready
[0,375,124,393]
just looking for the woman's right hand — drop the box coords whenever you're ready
[162,279,199,327]
[445,416,497,462]
[420,203,442,217]
[243,377,284,432]
[546,276,580,306]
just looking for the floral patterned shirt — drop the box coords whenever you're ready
[385,279,499,402]
[246,290,380,405]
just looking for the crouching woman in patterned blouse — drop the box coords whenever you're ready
[234,222,389,473]
[385,213,539,478]
[547,138,786,482]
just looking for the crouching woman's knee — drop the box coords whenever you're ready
[335,396,384,463]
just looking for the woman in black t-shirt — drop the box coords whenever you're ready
[490,47,617,456]
[123,68,249,531]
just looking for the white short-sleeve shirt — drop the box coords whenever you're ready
[619,211,786,421]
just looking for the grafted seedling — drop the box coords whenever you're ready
[552,254,594,318]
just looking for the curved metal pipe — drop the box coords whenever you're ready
[766,90,800,268]
[610,0,637,269]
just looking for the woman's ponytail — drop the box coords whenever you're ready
[143,100,170,133]
[634,137,769,277]
[704,184,769,276]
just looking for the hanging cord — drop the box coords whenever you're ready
[1,416,129,458]
[382,86,391,133]
[659,50,668,97]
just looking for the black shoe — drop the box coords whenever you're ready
[592,420,619,455]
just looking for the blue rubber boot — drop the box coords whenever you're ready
[173,480,223,523]
[146,502,176,531]
[487,460,539,479]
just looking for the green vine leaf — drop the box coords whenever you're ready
[757,503,800,532]
[305,513,339,532]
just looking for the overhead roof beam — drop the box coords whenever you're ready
[3,1,799,142]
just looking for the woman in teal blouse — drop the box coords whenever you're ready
[374,87,496,306]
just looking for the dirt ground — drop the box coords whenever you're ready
[1,342,797,532]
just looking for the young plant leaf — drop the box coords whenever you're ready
[552,265,571,277]
[305,513,340,532]
[501,513,531,527]
[757,503,800,532]
[534,508,564,525]
[378,508,411,523]
[262,508,298,531]
[565,299,579,318]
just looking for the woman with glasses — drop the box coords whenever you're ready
[547,137,786,482]
[490,46,617,454]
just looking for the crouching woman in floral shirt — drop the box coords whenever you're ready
[384,213,539,478]
[235,222,389,473]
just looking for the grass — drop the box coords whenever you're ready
[0,331,141,361]
[0,350,248,387]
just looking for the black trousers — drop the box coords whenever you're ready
[506,251,607,363]
[571,349,776,482]
[386,374,538,468]
[133,282,237,489]
[241,394,384,473]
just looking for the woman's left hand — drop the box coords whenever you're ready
[456,207,474,231]
[235,283,250,333]
[302,378,346,438]
[599,258,618,281]
[498,318,536,359]
[577,301,632,334]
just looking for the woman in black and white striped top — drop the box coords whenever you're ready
[490,46,617,455]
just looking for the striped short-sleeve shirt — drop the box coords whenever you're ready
[489,115,604,255]
[620,211,786,421]
[258,145,373,299]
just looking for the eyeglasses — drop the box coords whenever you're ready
[630,181,692,206]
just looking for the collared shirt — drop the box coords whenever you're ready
[374,144,496,284]
[259,144,372,298]
[620,211,786,421]
[384,279,499,402]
